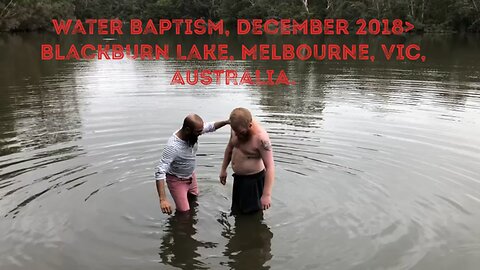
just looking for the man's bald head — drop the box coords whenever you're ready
[229,108,252,129]
[230,108,253,142]
[181,114,204,146]
[182,114,204,131]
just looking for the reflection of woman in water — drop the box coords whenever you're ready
[159,199,215,270]
[220,212,274,270]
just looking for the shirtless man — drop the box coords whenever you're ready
[219,108,275,214]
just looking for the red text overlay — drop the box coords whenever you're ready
[41,18,425,86]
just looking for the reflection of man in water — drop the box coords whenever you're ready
[155,114,229,214]
[221,212,273,269]
[219,108,275,214]
[159,201,216,269]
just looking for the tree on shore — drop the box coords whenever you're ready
[0,0,478,32]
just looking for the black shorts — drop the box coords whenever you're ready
[231,170,265,215]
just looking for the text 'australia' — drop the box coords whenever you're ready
[170,70,295,86]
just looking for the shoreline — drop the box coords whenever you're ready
[1,28,477,35]
[1,21,477,35]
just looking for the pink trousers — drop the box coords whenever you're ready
[166,173,198,212]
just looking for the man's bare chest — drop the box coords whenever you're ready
[231,136,259,157]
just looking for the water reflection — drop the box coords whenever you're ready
[220,212,273,270]
[159,200,216,270]
[0,33,82,155]
[238,33,480,123]
[0,31,480,270]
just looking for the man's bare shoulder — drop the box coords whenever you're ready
[255,125,272,151]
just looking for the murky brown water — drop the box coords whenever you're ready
[1,32,480,270]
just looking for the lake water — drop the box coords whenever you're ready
[1,32,480,270]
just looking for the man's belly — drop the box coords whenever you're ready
[231,149,264,175]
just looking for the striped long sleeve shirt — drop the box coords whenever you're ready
[154,122,215,181]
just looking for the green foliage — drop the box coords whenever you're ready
[0,0,75,31]
[0,0,479,32]
[448,0,480,32]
